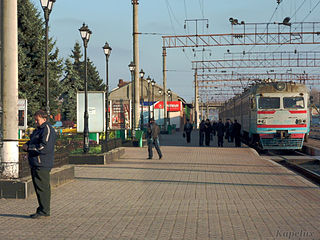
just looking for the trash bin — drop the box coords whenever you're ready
[89,133,98,142]
[135,130,144,147]
[115,130,121,139]
[167,125,172,134]
[120,129,126,141]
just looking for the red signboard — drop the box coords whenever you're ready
[154,101,181,112]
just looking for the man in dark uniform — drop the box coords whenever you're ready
[147,118,162,159]
[23,110,56,219]
[184,119,193,143]
[204,119,212,146]
[216,119,225,147]
[233,119,242,147]
[199,120,205,146]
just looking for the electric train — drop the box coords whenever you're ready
[219,81,310,150]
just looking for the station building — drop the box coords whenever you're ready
[108,79,192,130]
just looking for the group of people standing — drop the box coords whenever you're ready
[213,118,242,147]
[184,118,242,147]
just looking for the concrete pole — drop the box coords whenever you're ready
[162,47,167,129]
[1,0,19,179]
[194,69,199,129]
[206,95,209,119]
[132,0,140,129]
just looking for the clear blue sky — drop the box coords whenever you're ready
[30,0,320,102]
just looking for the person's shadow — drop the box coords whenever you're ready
[0,213,30,219]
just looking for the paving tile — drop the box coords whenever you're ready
[0,131,319,240]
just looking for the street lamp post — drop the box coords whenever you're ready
[167,88,172,125]
[151,79,155,118]
[147,76,151,122]
[40,0,55,116]
[79,23,92,153]
[139,69,145,129]
[103,42,112,152]
[129,61,136,138]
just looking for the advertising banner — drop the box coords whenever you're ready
[18,99,27,130]
[110,100,131,129]
[77,92,105,133]
[153,101,182,112]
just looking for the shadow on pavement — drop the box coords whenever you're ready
[80,165,295,176]
[89,160,283,168]
[75,176,319,189]
[0,214,30,219]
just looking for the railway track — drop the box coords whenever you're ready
[261,150,320,185]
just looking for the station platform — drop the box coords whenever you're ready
[303,138,320,156]
[0,131,319,239]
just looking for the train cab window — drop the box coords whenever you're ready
[283,97,304,109]
[258,97,280,109]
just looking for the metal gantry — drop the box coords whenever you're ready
[162,22,320,123]
[192,51,320,70]
[196,72,320,84]
[163,22,320,48]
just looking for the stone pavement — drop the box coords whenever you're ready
[0,131,319,240]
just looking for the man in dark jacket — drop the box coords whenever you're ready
[204,119,212,146]
[233,119,242,147]
[184,119,193,143]
[225,119,230,140]
[147,118,162,159]
[216,119,225,147]
[199,120,205,146]
[23,110,56,219]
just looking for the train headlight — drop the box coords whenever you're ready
[296,119,306,124]
[275,82,286,91]
[257,119,266,124]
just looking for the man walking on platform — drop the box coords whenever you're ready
[147,118,163,159]
[184,119,193,143]
[233,119,242,147]
[23,110,56,219]
[199,120,205,146]
[216,119,225,147]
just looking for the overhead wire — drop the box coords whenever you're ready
[301,0,320,21]
[246,1,283,54]
[251,0,317,69]
[164,0,193,96]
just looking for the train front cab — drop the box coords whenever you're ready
[255,92,309,150]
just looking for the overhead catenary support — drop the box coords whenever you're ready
[162,47,167,129]
[196,72,320,84]
[1,0,19,178]
[132,0,140,129]
[194,69,199,128]
[163,22,320,48]
[162,21,320,112]
[192,51,320,70]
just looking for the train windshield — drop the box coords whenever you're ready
[258,97,280,109]
[283,97,304,109]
